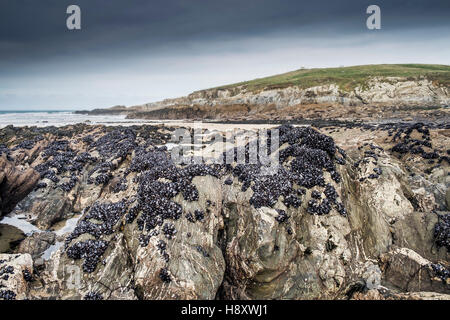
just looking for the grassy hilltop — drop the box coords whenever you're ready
[210,64,450,92]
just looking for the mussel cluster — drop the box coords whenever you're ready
[84,292,104,300]
[0,265,14,281]
[127,149,223,245]
[194,209,205,222]
[430,263,450,283]
[275,209,289,223]
[112,177,128,193]
[66,240,109,273]
[391,123,449,166]
[22,269,33,282]
[162,223,177,240]
[34,139,96,191]
[0,290,16,300]
[66,200,128,245]
[64,200,129,273]
[434,213,450,251]
[59,175,79,192]
[0,144,13,161]
[159,267,171,283]
[229,125,347,217]
[11,135,43,150]
[354,143,384,182]
[35,140,76,176]
[91,128,137,159]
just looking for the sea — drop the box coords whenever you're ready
[0,110,160,128]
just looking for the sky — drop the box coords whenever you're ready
[0,0,449,110]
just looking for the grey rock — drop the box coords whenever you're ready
[18,231,56,259]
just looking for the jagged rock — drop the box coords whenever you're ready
[380,247,449,293]
[1,122,449,300]
[40,233,135,300]
[344,152,413,257]
[412,187,436,212]
[17,231,56,259]
[121,78,450,121]
[0,157,40,217]
[129,176,225,299]
[14,188,73,230]
[409,174,448,211]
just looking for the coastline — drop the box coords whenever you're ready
[0,120,449,299]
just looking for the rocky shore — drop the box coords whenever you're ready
[0,121,449,300]
[78,72,450,122]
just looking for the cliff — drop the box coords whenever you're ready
[82,64,450,121]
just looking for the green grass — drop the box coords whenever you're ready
[209,64,450,93]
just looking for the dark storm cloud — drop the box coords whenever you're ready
[1,0,449,68]
[0,0,449,110]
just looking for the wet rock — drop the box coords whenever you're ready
[0,157,40,217]
[18,231,56,259]
[130,175,226,300]
[14,187,73,230]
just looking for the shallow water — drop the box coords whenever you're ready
[41,242,64,260]
[0,213,82,258]
[0,111,284,129]
[0,215,41,235]
[51,215,82,237]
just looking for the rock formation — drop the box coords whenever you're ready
[0,121,449,300]
[80,75,450,122]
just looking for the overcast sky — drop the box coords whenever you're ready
[1,0,449,110]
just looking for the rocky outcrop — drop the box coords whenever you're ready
[380,247,449,293]
[118,78,450,121]
[0,157,40,217]
[74,76,450,122]
[18,232,56,259]
[188,78,449,108]
[135,78,449,111]
[0,122,449,300]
